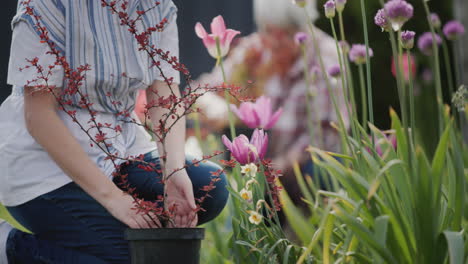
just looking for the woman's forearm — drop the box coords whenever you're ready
[24,90,122,204]
[147,81,186,173]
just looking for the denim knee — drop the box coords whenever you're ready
[191,162,229,225]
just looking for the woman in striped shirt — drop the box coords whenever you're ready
[0,1,228,263]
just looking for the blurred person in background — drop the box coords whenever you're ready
[194,0,349,205]
[133,0,349,205]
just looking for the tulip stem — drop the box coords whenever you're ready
[192,111,207,155]
[216,38,237,139]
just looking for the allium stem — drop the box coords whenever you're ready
[329,19,360,150]
[338,12,346,41]
[397,30,409,131]
[358,64,367,128]
[300,45,322,183]
[304,10,351,155]
[300,45,320,149]
[359,0,375,130]
[452,42,462,88]
[389,31,407,130]
[406,51,419,178]
[423,1,444,135]
[438,29,456,95]
[407,51,416,145]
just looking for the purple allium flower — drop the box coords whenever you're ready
[324,0,336,19]
[294,32,308,45]
[384,0,414,31]
[401,30,416,49]
[328,65,341,78]
[374,9,391,32]
[417,32,442,56]
[335,0,347,12]
[292,0,307,8]
[349,44,374,65]
[430,13,441,29]
[443,20,466,41]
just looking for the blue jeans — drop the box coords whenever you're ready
[5,151,229,264]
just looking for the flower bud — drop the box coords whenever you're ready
[324,0,336,19]
[328,65,341,78]
[430,13,441,29]
[294,32,308,45]
[335,0,347,13]
[401,30,416,49]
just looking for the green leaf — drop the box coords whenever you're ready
[440,231,465,264]
[282,245,294,264]
[323,213,336,264]
[390,109,408,162]
[0,204,30,233]
[374,215,389,245]
[367,159,403,200]
[431,124,451,176]
[334,206,396,263]
[279,185,315,244]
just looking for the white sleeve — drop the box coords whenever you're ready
[7,22,64,88]
[152,13,181,85]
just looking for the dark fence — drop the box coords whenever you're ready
[0,1,17,103]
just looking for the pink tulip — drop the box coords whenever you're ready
[195,15,240,59]
[222,129,268,165]
[230,96,283,130]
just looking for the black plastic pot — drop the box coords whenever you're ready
[124,228,205,264]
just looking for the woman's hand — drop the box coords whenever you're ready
[103,190,161,229]
[165,169,198,228]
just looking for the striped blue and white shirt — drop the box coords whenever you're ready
[0,0,180,206]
